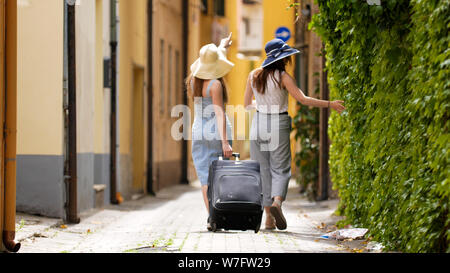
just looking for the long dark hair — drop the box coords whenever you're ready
[185,74,229,103]
[253,56,292,94]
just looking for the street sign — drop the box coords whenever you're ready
[275,26,291,42]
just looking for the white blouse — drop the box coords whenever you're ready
[250,70,289,114]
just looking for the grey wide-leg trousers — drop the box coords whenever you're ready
[250,112,292,207]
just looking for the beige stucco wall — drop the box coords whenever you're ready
[94,0,105,155]
[17,0,108,156]
[92,0,111,156]
[17,0,64,156]
[76,0,96,154]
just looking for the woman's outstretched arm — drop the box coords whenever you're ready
[282,72,346,114]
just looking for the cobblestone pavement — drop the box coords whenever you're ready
[15,181,368,253]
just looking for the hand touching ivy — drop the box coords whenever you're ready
[330,100,346,114]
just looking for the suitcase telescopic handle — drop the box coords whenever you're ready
[219,153,240,161]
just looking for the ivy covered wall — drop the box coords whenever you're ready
[311,0,449,252]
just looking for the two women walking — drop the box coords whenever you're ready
[187,34,345,231]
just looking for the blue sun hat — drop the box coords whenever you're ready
[262,39,300,68]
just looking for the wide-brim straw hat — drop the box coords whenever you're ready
[262,39,300,68]
[191,43,235,80]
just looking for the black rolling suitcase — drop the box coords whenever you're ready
[207,153,263,233]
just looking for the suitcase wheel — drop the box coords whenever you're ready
[210,221,218,233]
[254,223,261,234]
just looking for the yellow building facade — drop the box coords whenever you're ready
[9,0,188,222]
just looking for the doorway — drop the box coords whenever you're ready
[132,67,146,193]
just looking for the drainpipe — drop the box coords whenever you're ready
[66,1,80,223]
[3,0,20,252]
[180,0,189,185]
[109,0,119,204]
[146,0,155,195]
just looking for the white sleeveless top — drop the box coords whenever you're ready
[250,70,289,114]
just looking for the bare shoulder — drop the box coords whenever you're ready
[209,79,224,97]
[281,71,295,82]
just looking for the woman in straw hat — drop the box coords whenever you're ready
[244,39,345,231]
[186,33,234,231]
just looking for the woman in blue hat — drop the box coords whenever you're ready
[244,39,345,230]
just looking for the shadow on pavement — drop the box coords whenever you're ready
[100,183,200,213]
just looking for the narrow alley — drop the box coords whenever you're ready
[15,181,367,253]
[2,0,447,256]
